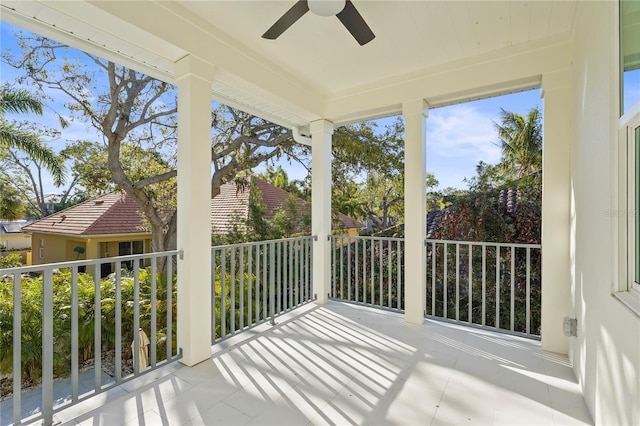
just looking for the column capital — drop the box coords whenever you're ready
[310,119,335,135]
[175,55,216,84]
[402,99,429,117]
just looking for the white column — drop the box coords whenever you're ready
[175,56,215,366]
[541,71,572,354]
[311,119,334,304]
[403,99,428,324]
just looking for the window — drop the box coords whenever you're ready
[119,240,144,270]
[39,238,44,259]
[620,0,640,115]
[616,109,640,314]
[630,122,639,292]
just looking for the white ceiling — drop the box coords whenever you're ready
[0,0,578,129]
[180,0,576,94]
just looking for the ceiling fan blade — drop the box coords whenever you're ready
[336,0,375,46]
[262,0,310,40]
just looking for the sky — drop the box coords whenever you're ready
[1,21,542,195]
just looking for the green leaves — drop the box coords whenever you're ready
[0,86,43,115]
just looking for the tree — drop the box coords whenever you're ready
[0,85,67,218]
[0,86,65,181]
[494,107,542,179]
[0,121,70,217]
[0,176,25,220]
[330,118,406,232]
[256,165,308,199]
[4,31,308,251]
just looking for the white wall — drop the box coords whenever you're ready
[570,2,640,424]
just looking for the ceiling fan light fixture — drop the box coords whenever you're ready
[308,0,346,16]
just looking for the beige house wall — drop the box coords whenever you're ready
[28,232,152,267]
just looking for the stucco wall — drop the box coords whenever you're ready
[570,2,639,424]
[30,233,69,265]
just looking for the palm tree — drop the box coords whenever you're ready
[494,107,542,179]
[0,86,65,184]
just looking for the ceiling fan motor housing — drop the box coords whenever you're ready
[308,0,346,16]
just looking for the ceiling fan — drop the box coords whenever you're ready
[262,0,375,46]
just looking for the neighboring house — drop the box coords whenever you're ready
[21,180,362,270]
[211,176,364,237]
[0,219,33,251]
[42,193,63,215]
[21,192,151,275]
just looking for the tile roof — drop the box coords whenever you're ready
[22,193,148,236]
[23,178,364,237]
[211,177,364,234]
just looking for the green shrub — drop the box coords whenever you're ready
[0,267,177,385]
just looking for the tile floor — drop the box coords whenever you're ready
[50,301,592,425]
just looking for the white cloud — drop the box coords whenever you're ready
[427,104,501,164]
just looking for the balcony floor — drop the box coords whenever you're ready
[56,301,592,425]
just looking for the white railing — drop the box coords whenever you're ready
[329,235,404,311]
[328,236,541,339]
[211,236,315,343]
[426,239,542,339]
[0,251,181,426]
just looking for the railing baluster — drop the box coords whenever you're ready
[255,244,260,320]
[363,239,367,305]
[443,243,448,319]
[370,238,374,304]
[510,247,515,332]
[114,260,122,383]
[397,240,402,310]
[231,247,236,333]
[94,266,101,391]
[468,244,472,325]
[71,266,79,399]
[263,242,268,317]
[221,248,227,338]
[496,245,501,330]
[13,271,21,425]
[304,237,309,302]
[288,239,293,309]
[432,242,436,316]
[482,245,486,326]
[276,241,281,315]
[353,239,360,302]
[166,254,173,360]
[332,236,336,298]
[212,248,217,342]
[240,246,245,330]
[347,237,353,300]
[133,261,141,375]
[43,268,54,426]
[247,246,252,326]
[526,247,531,335]
[455,243,460,321]
[150,257,157,368]
[387,239,392,309]
[379,239,383,306]
[340,237,344,299]
[270,241,276,324]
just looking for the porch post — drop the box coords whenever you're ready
[403,99,428,324]
[311,119,334,304]
[541,71,572,354]
[175,55,215,366]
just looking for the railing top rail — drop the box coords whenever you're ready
[0,249,181,275]
[211,235,317,251]
[425,239,541,249]
[330,235,405,243]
